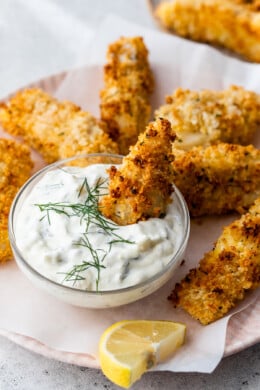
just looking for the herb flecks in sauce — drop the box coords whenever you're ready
[35,177,134,290]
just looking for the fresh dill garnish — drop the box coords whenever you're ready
[59,234,106,291]
[35,176,134,290]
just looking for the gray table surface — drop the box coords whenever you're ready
[0,1,259,389]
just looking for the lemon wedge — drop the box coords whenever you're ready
[99,320,186,388]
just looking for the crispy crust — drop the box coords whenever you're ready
[172,143,260,217]
[100,36,154,155]
[155,85,260,150]
[99,118,176,225]
[0,88,118,163]
[0,138,33,263]
[169,198,260,325]
[155,0,260,62]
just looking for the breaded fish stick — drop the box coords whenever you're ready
[0,88,118,163]
[100,36,154,155]
[169,198,260,325]
[172,143,260,217]
[99,118,176,225]
[0,138,33,263]
[155,0,260,62]
[155,86,260,150]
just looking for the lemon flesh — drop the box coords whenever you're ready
[99,320,186,388]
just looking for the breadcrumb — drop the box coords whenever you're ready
[169,198,260,325]
[155,85,260,150]
[155,0,260,62]
[0,138,33,263]
[100,36,154,155]
[99,118,176,225]
[172,143,260,217]
[0,88,118,163]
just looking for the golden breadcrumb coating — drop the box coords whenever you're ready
[0,220,11,264]
[155,85,260,150]
[172,143,260,217]
[155,0,260,62]
[99,118,176,225]
[169,198,260,325]
[0,88,118,163]
[0,138,33,263]
[100,36,154,155]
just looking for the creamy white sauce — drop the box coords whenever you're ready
[15,164,184,291]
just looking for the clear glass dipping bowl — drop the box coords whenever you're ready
[9,154,190,309]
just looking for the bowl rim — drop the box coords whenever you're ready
[8,153,190,296]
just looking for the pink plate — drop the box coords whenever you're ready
[0,70,259,368]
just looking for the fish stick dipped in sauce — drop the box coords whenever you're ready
[155,86,260,150]
[100,36,154,155]
[99,118,176,225]
[169,198,260,325]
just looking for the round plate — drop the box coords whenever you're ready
[0,69,259,368]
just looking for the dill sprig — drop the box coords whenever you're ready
[35,176,134,290]
[59,234,106,291]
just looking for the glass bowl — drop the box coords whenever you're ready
[9,154,190,309]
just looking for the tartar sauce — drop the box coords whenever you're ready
[15,164,184,291]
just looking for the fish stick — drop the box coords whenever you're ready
[172,143,260,217]
[100,36,154,155]
[169,198,260,325]
[155,0,260,62]
[0,88,118,164]
[155,85,260,150]
[0,138,33,263]
[99,118,176,225]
